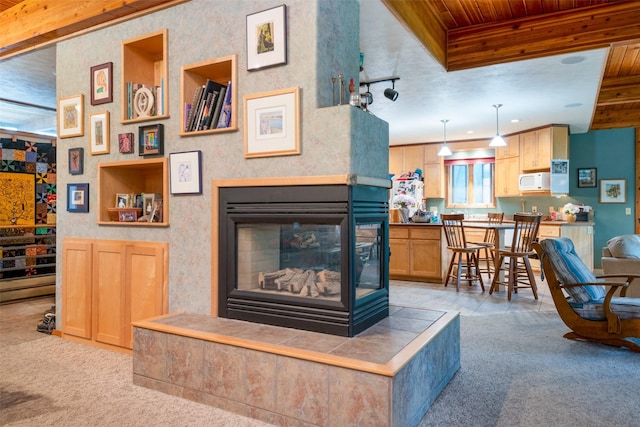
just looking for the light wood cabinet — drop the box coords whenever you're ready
[389,145,425,176]
[121,29,169,123]
[495,156,521,197]
[62,238,168,351]
[495,135,520,160]
[520,126,568,171]
[537,223,594,271]
[423,145,444,198]
[389,225,442,282]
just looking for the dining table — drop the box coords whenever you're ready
[463,221,516,288]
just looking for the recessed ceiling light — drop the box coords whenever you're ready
[466,130,474,134]
[561,56,585,65]
[510,119,519,123]
[565,103,582,108]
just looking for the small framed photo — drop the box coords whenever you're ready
[68,147,84,175]
[115,193,129,208]
[118,210,138,222]
[600,179,626,203]
[246,4,287,71]
[170,151,202,195]
[577,168,597,188]
[58,94,84,138]
[139,124,164,156]
[67,183,89,213]
[90,111,110,155]
[244,87,300,158]
[90,62,113,105]
[118,132,135,154]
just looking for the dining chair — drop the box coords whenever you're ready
[468,212,504,280]
[441,213,485,292]
[489,212,543,300]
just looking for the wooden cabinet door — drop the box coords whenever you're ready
[520,130,537,170]
[389,239,410,275]
[389,146,404,176]
[424,162,444,198]
[403,145,425,174]
[495,135,520,159]
[62,239,93,339]
[535,128,552,169]
[410,239,441,278]
[495,156,520,197]
[93,241,127,347]
[125,242,168,348]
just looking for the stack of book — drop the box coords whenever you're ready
[184,80,232,132]
[126,79,164,119]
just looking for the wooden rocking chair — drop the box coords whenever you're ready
[533,237,640,353]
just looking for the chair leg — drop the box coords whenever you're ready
[523,256,538,300]
[489,255,504,295]
[474,250,485,291]
[507,256,517,301]
[456,253,463,292]
[444,254,456,288]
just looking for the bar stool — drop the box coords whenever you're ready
[441,213,485,292]
[489,212,542,300]
[468,212,504,280]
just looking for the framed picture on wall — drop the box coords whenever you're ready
[68,147,84,175]
[67,183,89,213]
[139,124,164,156]
[89,111,110,155]
[600,179,626,203]
[90,62,113,105]
[118,132,134,154]
[57,94,84,138]
[577,168,597,188]
[170,150,202,195]
[244,87,300,158]
[246,4,287,71]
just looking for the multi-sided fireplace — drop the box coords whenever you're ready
[217,178,390,337]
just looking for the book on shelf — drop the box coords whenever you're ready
[209,86,226,130]
[216,81,232,129]
[185,79,227,132]
[185,86,203,132]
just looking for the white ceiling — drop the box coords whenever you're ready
[357,0,607,145]
[0,1,608,143]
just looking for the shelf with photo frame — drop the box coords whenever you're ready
[179,55,237,136]
[121,28,169,124]
[97,158,168,226]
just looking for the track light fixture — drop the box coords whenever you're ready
[438,119,452,156]
[360,77,400,103]
[489,104,507,147]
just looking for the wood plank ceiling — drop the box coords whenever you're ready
[382,0,640,131]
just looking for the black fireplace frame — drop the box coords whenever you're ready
[218,183,389,337]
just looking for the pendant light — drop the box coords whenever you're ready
[489,104,507,147]
[437,119,452,156]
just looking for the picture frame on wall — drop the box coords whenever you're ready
[68,147,84,175]
[90,62,113,105]
[577,167,597,188]
[244,87,300,158]
[57,94,84,138]
[139,124,164,156]
[170,150,202,195]
[89,111,110,155]
[600,179,626,203]
[67,183,89,213]
[246,4,287,71]
[118,132,134,154]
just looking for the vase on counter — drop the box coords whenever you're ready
[566,213,576,223]
[400,207,410,223]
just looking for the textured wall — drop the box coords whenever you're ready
[55,0,389,315]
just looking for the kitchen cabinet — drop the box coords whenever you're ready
[62,238,168,351]
[520,126,568,171]
[495,156,521,197]
[495,134,520,160]
[389,145,425,176]
[537,222,594,270]
[423,145,444,198]
[389,225,442,282]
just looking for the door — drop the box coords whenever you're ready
[93,241,127,347]
[62,239,93,339]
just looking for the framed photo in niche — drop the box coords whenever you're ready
[118,132,134,154]
[170,151,202,195]
[246,4,287,71]
[577,168,596,188]
[67,183,89,213]
[599,179,626,203]
[89,111,110,155]
[244,87,300,158]
[139,124,164,156]
[90,62,113,105]
[68,147,84,175]
[58,94,84,138]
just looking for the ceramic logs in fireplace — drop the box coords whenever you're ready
[218,182,389,337]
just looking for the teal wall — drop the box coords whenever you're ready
[425,127,636,267]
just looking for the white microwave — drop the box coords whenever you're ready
[519,172,550,191]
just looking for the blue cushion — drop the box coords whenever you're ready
[540,237,605,303]
[569,297,640,321]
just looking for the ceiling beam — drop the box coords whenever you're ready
[446,1,640,71]
[591,104,640,130]
[597,75,640,106]
[381,0,447,68]
[0,0,185,59]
